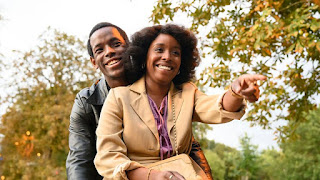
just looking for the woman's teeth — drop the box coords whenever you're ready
[157,65,172,70]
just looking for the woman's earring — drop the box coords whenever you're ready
[142,63,145,69]
[177,70,180,75]
[130,55,133,64]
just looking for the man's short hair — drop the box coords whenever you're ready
[87,22,129,58]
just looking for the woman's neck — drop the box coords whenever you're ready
[145,80,170,108]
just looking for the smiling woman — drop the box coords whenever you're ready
[94,24,265,180]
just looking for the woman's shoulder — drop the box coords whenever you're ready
[109,85,131,96]
[181,81,198,90]
[110,79,143,97]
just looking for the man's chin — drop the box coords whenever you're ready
[103,69,125,80]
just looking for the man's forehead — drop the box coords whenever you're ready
[110,28,124,42]
[91,27,125,44]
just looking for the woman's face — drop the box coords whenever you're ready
[145,34,181,87]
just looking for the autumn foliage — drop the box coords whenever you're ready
[151,0,320,141]
[0,28,97,179]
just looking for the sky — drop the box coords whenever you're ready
[0,0,279,150]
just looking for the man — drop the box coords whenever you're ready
[66,22,212,179]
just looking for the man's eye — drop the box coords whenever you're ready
[113,41,122,47]
[95,49,103,54]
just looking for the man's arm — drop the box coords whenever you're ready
[66,93,102,180]
[189,137,213,180]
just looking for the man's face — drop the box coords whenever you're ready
[90,27,127,81]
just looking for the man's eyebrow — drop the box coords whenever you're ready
[109,37,123,43]
[93,43,102,50]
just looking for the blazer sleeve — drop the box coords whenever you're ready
[192,86,246,123]
[66,93,102,180]
[94,89,143,180]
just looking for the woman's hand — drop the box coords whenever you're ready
[149,170,185,180]
[231,74,266,102]
[222,74,266,112]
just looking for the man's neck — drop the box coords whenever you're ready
[105,76,128,88]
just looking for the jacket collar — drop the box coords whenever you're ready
[129,76,183,140]
[129,75,181,96]
[86,78,109,105]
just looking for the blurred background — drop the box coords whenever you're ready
[0,0,319,179]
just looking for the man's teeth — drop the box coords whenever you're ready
[157,65,172,70]
[107,60,119,66]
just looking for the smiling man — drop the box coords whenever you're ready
[66,22,213,180]
[66,22,130,180]
[89,23,129,88]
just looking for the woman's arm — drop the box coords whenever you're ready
[127,168,185,180]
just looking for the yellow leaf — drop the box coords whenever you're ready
[264,48,271,56]
[295,42,303,53]
[286,43,295,54]
[316,42,320,52]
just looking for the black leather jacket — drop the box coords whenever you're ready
[66,79,107,180]
[66,79,213,180]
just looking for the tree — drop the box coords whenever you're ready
[212,143,241,180]
[237,134,260,179]
[0,28,97,179]
[204,150,226,180]
[278,108,320,179]
[258,149,282,180]
[151,0,320,141]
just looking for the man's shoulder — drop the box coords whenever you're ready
[77,79,105,99]
[77,86,95,100]
[78,86,92,99]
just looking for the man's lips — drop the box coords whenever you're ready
[105,58,121,66]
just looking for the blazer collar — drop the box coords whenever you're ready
[129,75,181,95]
[129,76,184,140]
[129,76,158,140]
[167,82,183,134]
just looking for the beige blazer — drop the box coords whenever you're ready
[94,76,246,179]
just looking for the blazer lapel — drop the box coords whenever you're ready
[129,77,159,141]
[167,83,183,134]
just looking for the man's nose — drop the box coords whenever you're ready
[105,46,115,57]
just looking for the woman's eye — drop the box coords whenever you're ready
[155,48,163,52]
[172,50,180,56]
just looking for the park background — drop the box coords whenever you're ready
[0,0,319,179]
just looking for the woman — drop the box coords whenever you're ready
[94,24,266,180]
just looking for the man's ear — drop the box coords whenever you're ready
[90,57,98,69]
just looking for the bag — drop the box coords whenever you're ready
[146,153,208,180]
